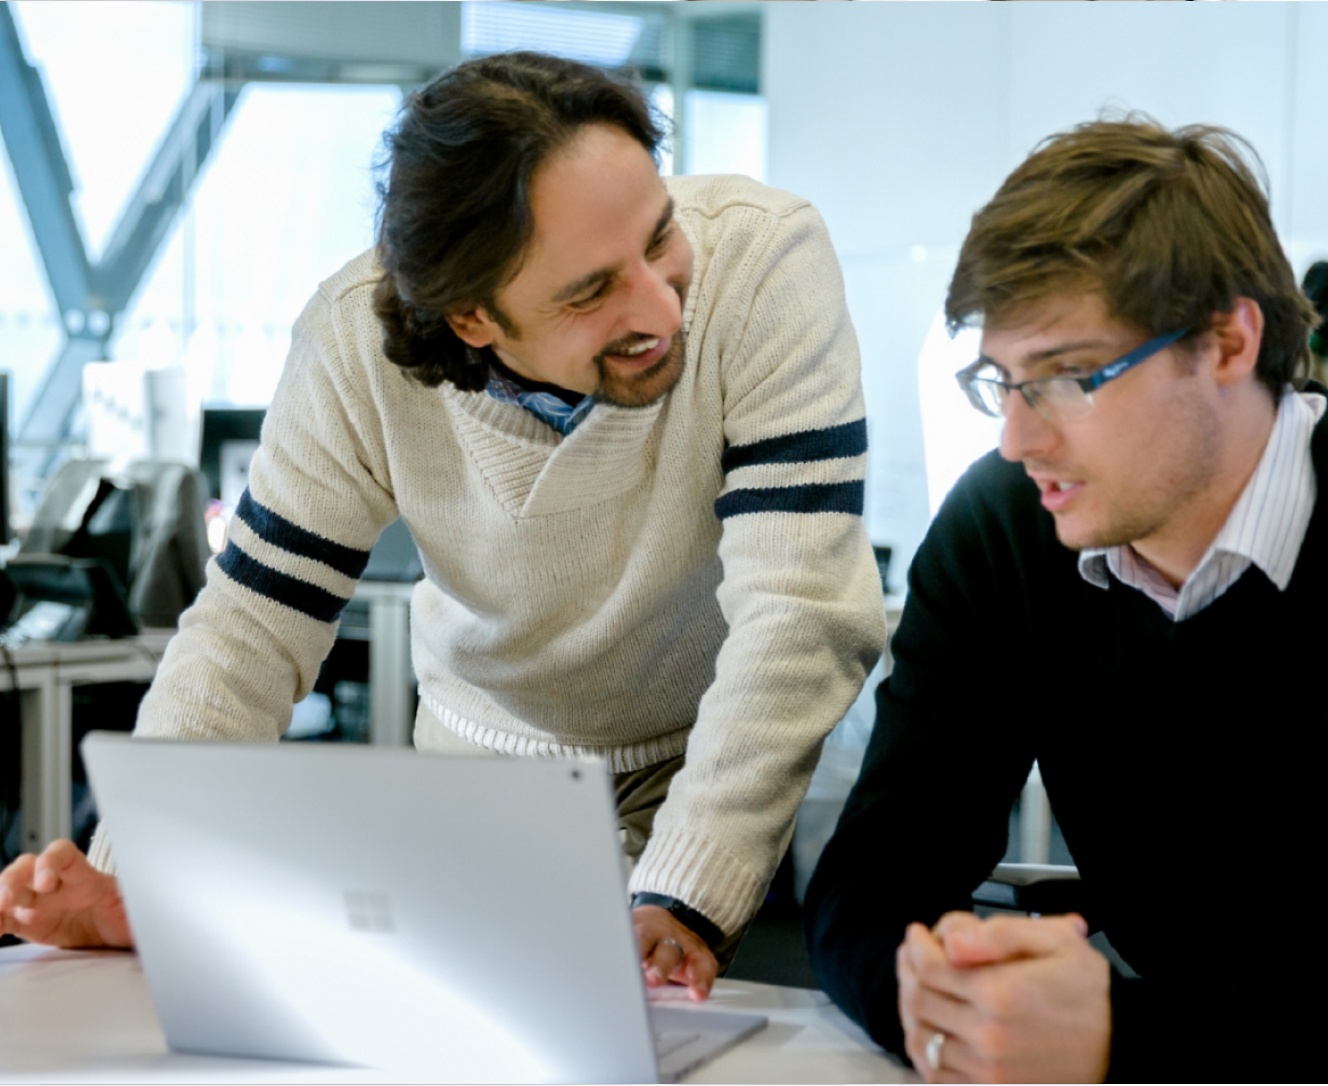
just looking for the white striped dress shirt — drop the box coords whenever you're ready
[1078,389,1325,621]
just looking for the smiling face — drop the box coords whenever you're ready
[984,292,1236,577]
[446,123,693,407]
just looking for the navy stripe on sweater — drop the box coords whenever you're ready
[721,419,867,473]
[715,480,864,520]
[217,543,350,623]
[235,489,371,579]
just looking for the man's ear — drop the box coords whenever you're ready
[1208,296,1263,387]
[445,304,499,349]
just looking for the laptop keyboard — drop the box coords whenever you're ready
[648,1003,768,1081]
[653,1030,702,1059]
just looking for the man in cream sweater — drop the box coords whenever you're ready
[1,52,884,995]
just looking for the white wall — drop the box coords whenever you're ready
[764,1,1328,579]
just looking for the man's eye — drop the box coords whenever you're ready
[1048,357,1098,379]
[569,284,608,309]
[647,227,673,256]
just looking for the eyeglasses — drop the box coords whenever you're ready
[955,328,1189,422]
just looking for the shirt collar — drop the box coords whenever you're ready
[483,360,594,437]
[485,373,595,437]
[1205,387,1323,590]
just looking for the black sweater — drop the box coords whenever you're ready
[805,413,1328,1083]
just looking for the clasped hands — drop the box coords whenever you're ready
[897,911,1111,1084]
[0,839,132,949]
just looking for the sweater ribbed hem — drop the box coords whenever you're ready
[419,692,691,774]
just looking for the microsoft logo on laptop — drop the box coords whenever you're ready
[344,892,396,933]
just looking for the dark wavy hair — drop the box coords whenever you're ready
[946,115,1320,397]
[373,52,665,391]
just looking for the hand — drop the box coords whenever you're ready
[897,912,1109,1084]
[0,839,133,949]
[632,904,718,1002]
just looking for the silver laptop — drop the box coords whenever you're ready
[82,733,766,1083]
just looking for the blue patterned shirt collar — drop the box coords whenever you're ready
[485,370,595,437]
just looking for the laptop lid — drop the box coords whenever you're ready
[83,734,731,1083]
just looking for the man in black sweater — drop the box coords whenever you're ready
[805,116,1325,1083]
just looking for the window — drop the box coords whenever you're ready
[113,84,400,407]
[916,311,1001,515]
[0,0,767,501]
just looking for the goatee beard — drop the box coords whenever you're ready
[593,331,686,409]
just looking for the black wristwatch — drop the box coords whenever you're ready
[630,892,724,951]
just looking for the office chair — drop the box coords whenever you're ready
[974,862,1088,922]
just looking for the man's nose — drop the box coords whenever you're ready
[998,391,1058,463]
[624,261,682,336]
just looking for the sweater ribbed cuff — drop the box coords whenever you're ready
[628,824,769,937]
[85,823,117,876]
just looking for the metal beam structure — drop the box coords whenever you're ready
[96,82,240,317]
[0,2,238,480]
[18,81,240,469]
[0,4,93,326]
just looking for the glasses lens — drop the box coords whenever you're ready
[975,379,1008,417]
[1035,378,1092,421]
[958,367,1007,417]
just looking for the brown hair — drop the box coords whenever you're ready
[946,115,1319,396]
[373,52,664,391]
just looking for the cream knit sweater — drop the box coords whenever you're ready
[93,174,885,935]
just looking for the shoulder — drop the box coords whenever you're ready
[267,249,420,443]
[892,451,1075,668]
[667,176,846,363]
[666,175,824,261]
[947,449,1040,519]
[317,248,383,307]
[920,450,1065,582]
[290,249,384,340]
[284,249,387,371]
[665,173,812,223]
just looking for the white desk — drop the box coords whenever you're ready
[1,632,174,852]
[2,583,416,855]
[0,944,912,1084]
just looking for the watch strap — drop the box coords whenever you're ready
[629,891,724,951]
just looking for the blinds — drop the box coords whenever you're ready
[197,1,760,95]
[463,2,760,95]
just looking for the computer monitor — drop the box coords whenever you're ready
[198,407,265,507]
[196,405,420,581]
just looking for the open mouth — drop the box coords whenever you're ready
[616,337,658,357]
[603,335,670,369]
[1038,478,1084,512]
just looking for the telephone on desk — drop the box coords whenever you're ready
[1,599,90,645]
[0,555,139,647]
